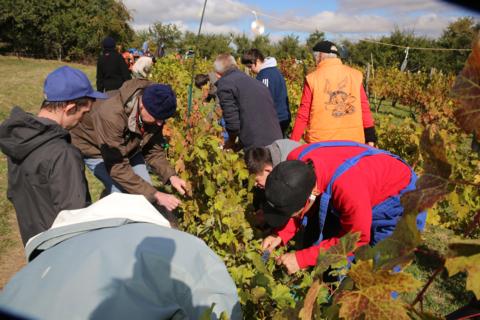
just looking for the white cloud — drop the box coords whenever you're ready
[122,0,477,38]
[123,0,252,28]
[337,0,458,14]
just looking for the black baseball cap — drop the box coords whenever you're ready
[263,160,316,228]
[312,40,339,55]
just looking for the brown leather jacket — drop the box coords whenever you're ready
[71,79,175,201]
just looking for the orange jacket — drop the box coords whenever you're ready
[299,58,365,143]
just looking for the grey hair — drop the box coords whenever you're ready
[313,51,337,62]
[214,53,237,74]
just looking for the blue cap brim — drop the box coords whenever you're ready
[86,91,108,100]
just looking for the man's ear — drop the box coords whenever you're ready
[64,103,77,115]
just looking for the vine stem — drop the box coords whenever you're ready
[411,266,444,307]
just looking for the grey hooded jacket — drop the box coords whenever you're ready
[0,107,89,245]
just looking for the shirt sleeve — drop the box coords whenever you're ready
[142,127,176,184]
[275,218,301,245]
[360,86,374,128]
[290,81,312,141]
[217,83,240,135]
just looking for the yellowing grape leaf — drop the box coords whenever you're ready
[445,253,480,299]
[349,260,421,292]
[401,127,452,215]
[336,260,421,320]
[314,232,360,276]
[451,37,480,136]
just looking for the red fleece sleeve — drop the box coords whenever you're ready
[275,218,301,245]
[360,86,374,128]
[291,81,312,141]
[295,179,372,269]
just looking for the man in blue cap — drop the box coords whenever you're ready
[71,79,188,212]
[0,66,107,245]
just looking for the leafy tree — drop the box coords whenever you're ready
[251,35,274,56]
[437,17,479,73]
[231,33,251,57]
[274,34,302,59]
[305,30,325,49]
[0,0,134,60]
[148,22,182,50]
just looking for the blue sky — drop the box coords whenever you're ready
[123,0,479,42]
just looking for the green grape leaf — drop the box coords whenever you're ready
[314,232,360,276]
[271,283,294,309]
[445,253,480,299]
[336,260,421,320]
[451,37,480,136]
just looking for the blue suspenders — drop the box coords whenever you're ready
[298,141,411,244]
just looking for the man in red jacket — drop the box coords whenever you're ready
[261,141,427,274]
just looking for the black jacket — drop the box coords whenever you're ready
[0,107,90,245]
[96,49,131,92]
[216,68,282,149]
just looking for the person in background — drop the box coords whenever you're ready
[132,56,156,79]
[122,50,134,71]
[242,49,291,137]
[0,66,107,245]
[96,36,131,93]
[71,79,187,212]
[290,41,376,146]
[244,139,302,229]
[261,142,427,274]
[194,72,230,143]
[214,53,282,151]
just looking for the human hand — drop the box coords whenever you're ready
[261,235,282,253]
[367,141,375,147]
[153,191,181,211]
[276,252,300,274]
[169,175,187,195]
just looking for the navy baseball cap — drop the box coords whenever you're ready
[44,66,107,101]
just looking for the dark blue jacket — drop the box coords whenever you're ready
[256,58,291,122]
[216,68,282,149]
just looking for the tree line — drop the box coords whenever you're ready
[0,0,478,73]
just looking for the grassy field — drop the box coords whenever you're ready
[0,56,473,317]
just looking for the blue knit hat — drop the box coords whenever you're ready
[141,84,177,120]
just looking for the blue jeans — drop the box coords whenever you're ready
[84,152,152,194]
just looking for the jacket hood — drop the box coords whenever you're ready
[260,57,277,70]
[0,107,68,161]
[118,78,153,106]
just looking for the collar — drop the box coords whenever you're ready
[317,58,343,69]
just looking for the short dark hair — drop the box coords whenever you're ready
[244,147,272,174]
[41,97,93,112]
[194,74,210,89]
[241,49,265,66]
